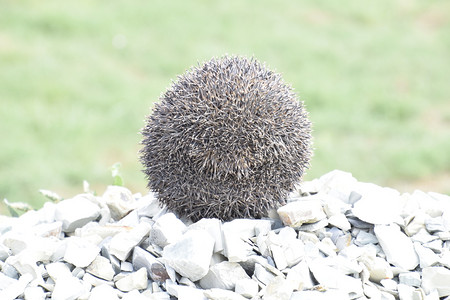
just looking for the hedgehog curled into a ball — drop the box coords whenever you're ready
[140,55,312,222]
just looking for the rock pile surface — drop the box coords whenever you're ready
[1,170,450,300]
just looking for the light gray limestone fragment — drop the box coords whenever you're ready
[203,288,247,300]
[23,285,46,300]
[235,278,258,299]
[102,185,136,220]
[86,255,115,281]
[422,266,450,297]
[264,275,294,300]
[163,229,214,282]
[352,191,402,225]
[149,213,186,248]
[374,224,419,270]
[199,261,249,290]
[414,242,440,268]
[89,284,120,300]
[399,271,421,287]
[290,289,349,300]
[277,199,326,228]
[115,267,148,292]
[54,194,100,232]
[188,218,223,253]
[132,246,168,282]
[52,276,90,300]
[63,237,100,268]
[109,221,152,261]
[0,273,32,300]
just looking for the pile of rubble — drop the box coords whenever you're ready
[0,170,449,299]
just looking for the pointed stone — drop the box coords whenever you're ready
[199,261,249,290]
[115,267,148,292]
[54,194,100,232]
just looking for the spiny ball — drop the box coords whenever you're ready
[140,56,312,221]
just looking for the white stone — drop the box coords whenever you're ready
[308,259,363,297]
[24,285,46,300]
[352,192,402,225]
[374,224,419,270]
[109,221,152,261]
[63,237,100,268]
[422,266,450,297]
[414,243,440,268]
[203,288,247,300]
[222,228,254,262]
[121,289,152,300]
[5,251,42,282]
[412,190,442,218]
[82,272,112,287]
[167,283,206,300]
[102,185,136,220]
[355,230,378,245]
[327,214,351,231]
[317,170,358,202]
[115,267,148,292]
[0,273,32,300]
[86,255,115,281]
[199,261,249,290]
[264,275,294,300]
[253,263,276,286]
[52,276,89,300]
[188,218,223,253]
[0,272,18,290]
[46,262,72,281]
[286,259,315,290]
[89,284,119,300]
[136,193,163,218]
[54,194,100,232]
[149,213,186,248]
[277,199,326,228]
[399,272,421,287]
[163,229,214,282]
[405,212,428,236]
[235,278,258,298]
[290,289,349,300]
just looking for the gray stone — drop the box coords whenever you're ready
[149,213,186,248]
[54,194,100,232]
[297,218,328,232]
[277,199,326,228]
[188,218,223,253]
[136,193,164,218]
[414,242,440,268]
[222,229,254,263]
[374,224,419,270]
[199,261,249,290]
[163,229,214,282]
[355,230,378,245]
[115,267,148,292]
[109,221,152,261]
[399,271,421,287]
[327,214,351,231]
[132,246,168,282]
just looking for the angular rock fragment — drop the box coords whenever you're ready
[102,185,136,220]
[63,236,101,268]
[277,199,326,228]
[149,213,186,248]
[55,194,100,232]
[115,267,148,292]
[163,229,214,282]
[132,246,168,282]
[422,266,450,297]
[199,261,249,290]
[109,221,152,261]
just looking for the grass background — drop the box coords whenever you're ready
[1,0,449,212]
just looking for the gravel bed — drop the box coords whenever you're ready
[0,170,449,300]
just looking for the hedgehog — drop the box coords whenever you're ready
[140,55,312,221]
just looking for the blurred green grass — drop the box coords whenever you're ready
[1,0,449,211]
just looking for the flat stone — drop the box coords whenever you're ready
[102,185,137,220]
[149,213,186,248]
[286,260,315,290]
[132,246,169,282]
[414,242,440,268]
[52,276,89,300]
[109,222,152,261]
[46,262,72,281]
[115,267,148,292]
[165,280,206,300]
[327,214,351,231]
[199,261,249,290]
[308,259,363,297]
[86,255,115,281]
[163,229,214,282]
[234,278,258,298]
[82,272,112,287]
[89,284,120,300]
[352,192,402,225]
[253,263,276,286]
[355,230,378,246]
[0,273,32,300]
[277,199,326,228]
[290,289,350,299]
[374,224,419,270]
[298,218,328,232]
[398,271,421,287]
[264,275,294,300]
[222,228,254,263]
[203,288,247,300]
[136,193,164,218]
[63,236,101,268]
[23,285,46,300]
[188,218,223,253]
[54,194,100,232]
[422,266,450,297]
